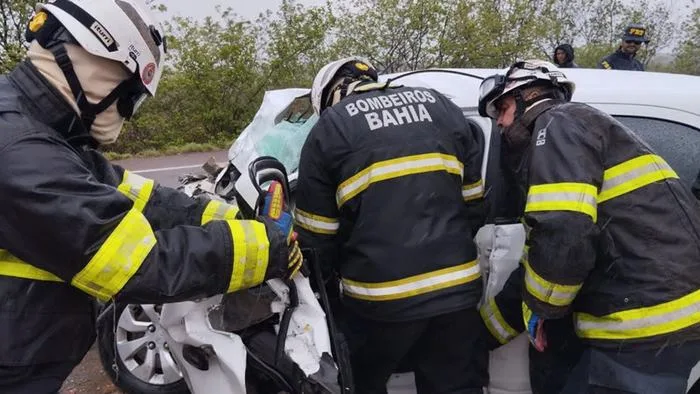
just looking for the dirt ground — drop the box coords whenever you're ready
[59,343,123,394]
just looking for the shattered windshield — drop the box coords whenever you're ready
[229,89,317,177]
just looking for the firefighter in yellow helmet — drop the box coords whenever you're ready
[478,59,700,393]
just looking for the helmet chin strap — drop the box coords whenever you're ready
[513,88,564,121]
[49,43,136,139]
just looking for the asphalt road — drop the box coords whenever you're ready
[114,150,229,188]
[59,149,229,394]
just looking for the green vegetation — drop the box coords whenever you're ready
[2,0,698,155]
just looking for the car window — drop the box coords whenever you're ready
[615,116,700,188]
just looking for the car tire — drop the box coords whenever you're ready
[97,303,190,394]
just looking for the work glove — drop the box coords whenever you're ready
[523,301,548,352]
[260,181,303,280]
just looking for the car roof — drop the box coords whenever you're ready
[378,68,700,116]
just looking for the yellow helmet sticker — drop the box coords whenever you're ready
[628,27,645,37]
[355,62,369,71]
[29,11,48,33]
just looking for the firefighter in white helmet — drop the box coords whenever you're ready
[296,56,489,393]
[0,1,300,391]
[478,60,700,393]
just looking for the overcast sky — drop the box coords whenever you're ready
[162,0,695,24]
[160,0,694,55]
[163,0,324,22]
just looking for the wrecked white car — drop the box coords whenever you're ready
[98,68,700,394]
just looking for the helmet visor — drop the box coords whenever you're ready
[478,74,506,118]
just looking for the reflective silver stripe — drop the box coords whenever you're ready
[575,288,700,340]
[342,260,480,301]
[71,209,156,301]
[462,180,484,201]
[201,200,239,225]
[117,170,154,212]
[526,191,597,207]
[227,220,269,292]
[336,153,463,207]
[599,154,678,202]
[480,298,519,344]
[294,209,339,235]
[523,260,582,307]
[525,182,598,222]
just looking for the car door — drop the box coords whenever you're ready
[593,104,700,392]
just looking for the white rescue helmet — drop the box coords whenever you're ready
[478,59,575,119]
[311,56,376,115]
[35,0,166,98]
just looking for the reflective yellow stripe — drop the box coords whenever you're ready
[0,171,155,286]
[523,254,582,307]
[226,220,270,293]
[0,250,62,282]
[575,288,700,340]
[599,154,678,203]
[463,179,484,202]
[201,200,240,225]
[342,260,480,301]
[294,208,339,235]
[481,298,520,344]
[336,153,463,207]
[522,301,534,330]
[525,182,598,222]
[71,209,156,301]
[117,170,155,212]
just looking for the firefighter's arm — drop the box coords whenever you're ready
[522,110,601,320]
[460,120,487,235]
[110,163,240,230]
[441,93,486,234]
[0,140,290,304]
[294,116,341,260]
[480,265,526,349]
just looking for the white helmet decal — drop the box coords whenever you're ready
[38,0,166,96]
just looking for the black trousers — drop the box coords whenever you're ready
[561,340,700,394]
[345,307,488,394]
[529,317,586,394]
[0,361,78,394]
